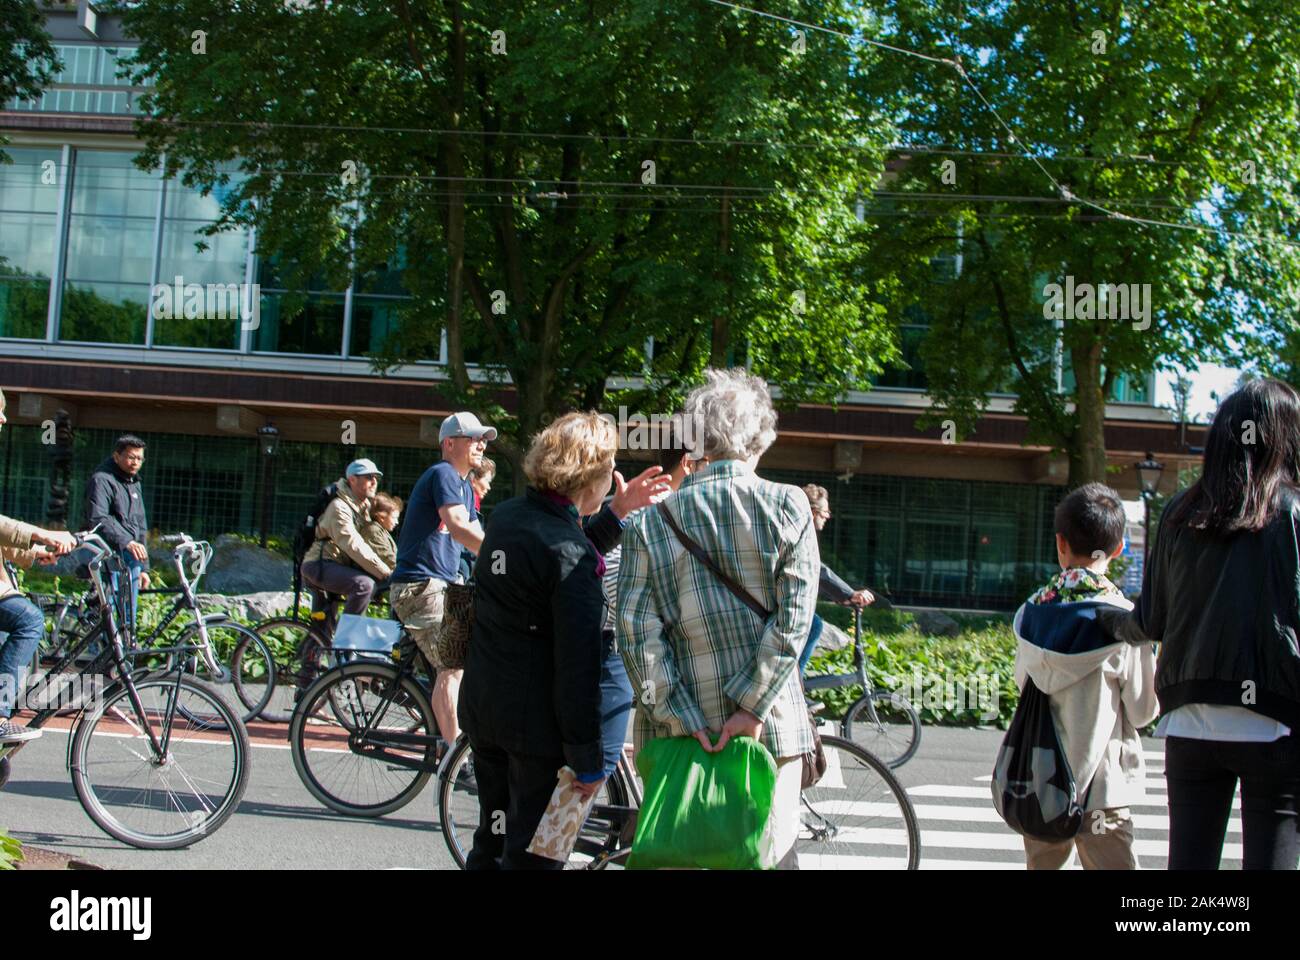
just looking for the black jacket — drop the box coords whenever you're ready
[819,564,854,603]
[458,490,623,775]
[1104,486,1300,728]
[84,457,149,564]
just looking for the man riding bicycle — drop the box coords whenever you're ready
[300,459,393,637]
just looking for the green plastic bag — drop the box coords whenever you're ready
[626,735,778,870]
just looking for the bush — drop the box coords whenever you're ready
[0,829,22,870]
[807,606,1019,728]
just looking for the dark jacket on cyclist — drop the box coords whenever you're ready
[85,456,149,569]
[818,564,854,602]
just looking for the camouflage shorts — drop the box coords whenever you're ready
[390,578,449,669]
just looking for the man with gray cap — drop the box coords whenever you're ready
[301,458,393,635]
[392,412,494,750]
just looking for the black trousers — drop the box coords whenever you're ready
[1165,734,1300,870]
[465,734,565,871]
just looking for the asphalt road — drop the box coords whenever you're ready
[1,722,1198,870]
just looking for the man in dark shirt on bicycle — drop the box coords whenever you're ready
[390,413,492,753]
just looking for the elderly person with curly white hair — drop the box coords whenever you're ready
[616,368,821,869]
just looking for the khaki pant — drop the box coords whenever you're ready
[1023,806,1139,869]
[390,578,448,668]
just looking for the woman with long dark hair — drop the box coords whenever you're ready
[1124,377,1300,869]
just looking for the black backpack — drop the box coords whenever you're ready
[991,678,1086,840]
[293,482,342,564]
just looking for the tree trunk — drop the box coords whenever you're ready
[1068,342,1109,487]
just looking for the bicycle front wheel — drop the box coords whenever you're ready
[796,734,920,870]
[290,662,436,817]
[438,738,631,871]
[71,673,251,849]
[842,691,922,768]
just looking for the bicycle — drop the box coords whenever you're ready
[289,616,921,869]
[239,585,393,723]
[805,607,922,768]
[0,530,250,849]
[436,722,922,870]
[288,628,438,817]
[20,535,278,724]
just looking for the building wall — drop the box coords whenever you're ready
[0,420,514,545]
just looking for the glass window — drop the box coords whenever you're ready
[348,295,408,357]
[6,45,144,116]
[761,468,1058,609]
[0,147,61,338]
[153,168,251,349]
[59,150,159,344]
[252,291,345,354]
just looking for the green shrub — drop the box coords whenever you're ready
[807,614,1019,728]
[0,829,22,870]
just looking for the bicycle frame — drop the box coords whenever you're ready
[802,607,872,694]
[6,534,198,771]
[330,641,441,774]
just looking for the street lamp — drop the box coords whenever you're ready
[257,423,280,547]
[1136,452,1165,572]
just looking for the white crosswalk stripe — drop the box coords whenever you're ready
[906,771,1244,869]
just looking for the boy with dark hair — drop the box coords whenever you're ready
[1013,482,1158,869]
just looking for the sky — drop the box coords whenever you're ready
[1152,362,1243,423]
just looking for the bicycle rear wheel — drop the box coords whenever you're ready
[249,617,332,723]
[438,738,630,870]
[179,622,276,724]
[290,662,436,817]
[842,691,922,768]
[70,673,250,849]
[796,734,920,869]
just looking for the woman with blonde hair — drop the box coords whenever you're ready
[459,411,669,869]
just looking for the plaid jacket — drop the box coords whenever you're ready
[616,460,819,759]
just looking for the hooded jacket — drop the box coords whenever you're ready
[1013,569,1159,811]
[302,478,392,580]
[84,456,148,564]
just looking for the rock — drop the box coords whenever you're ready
[201,535,294,595]
[196,591,298,623]
[913,609,962,637]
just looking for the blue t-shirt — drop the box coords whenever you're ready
[392,461,476,583]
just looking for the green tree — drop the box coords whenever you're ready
[0,0,60,160]
[114,0,905,483]
[861,0,1300,486]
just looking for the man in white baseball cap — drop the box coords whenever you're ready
[392,412,495,753]
[437,411,498,444]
